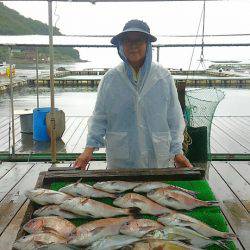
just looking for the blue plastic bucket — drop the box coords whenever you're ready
[33,107,58,142]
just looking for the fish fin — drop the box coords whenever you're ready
[207,201,219,206]
[80,198,90,205]
[180,239,192,245]
[139,226,156,232]
[90,226,106,235]
[42,226,61,235]
[112,193,122,198]
[46,192,59,196]
[34,240,47,246]
[75,178,83,185]
[131,198,146,204]
[166,196,179,202]
[223,232,237,239]
[216,239,231,250]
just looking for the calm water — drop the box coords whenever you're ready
[0,86,250,117]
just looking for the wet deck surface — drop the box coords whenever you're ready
[0,116,250,155]
[0,161,249,249]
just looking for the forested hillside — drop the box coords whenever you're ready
[0,2,81,62]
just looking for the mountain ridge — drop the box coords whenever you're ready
[0,2,82,63]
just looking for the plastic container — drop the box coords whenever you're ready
[33,107,58,142]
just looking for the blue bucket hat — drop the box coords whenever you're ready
[111,19,157,46]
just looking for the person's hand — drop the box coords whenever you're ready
[174,154,193,169]
[74,147,94,170]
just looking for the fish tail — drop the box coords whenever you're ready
[216,239,231,250]
[127,207,141,216]
[188,190,199,197]
[222,232,237,239]
[112,193,123,199]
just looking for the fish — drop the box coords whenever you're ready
[23,216,76,238]
[144,226,229,249]
[113,193,175,215]
[59,181,116,198]
[36,244,81,250]
[33,205,82,219]
[60,197,137,218]
[120,219,164,238]
[134,182,198,196]
[132,239,202,250]
[93,181,141,193]
[158,213,236,239]
[147,188,218,210]
[68,216,134,246]
[86,235,140,250]
[13,233,67,250]
[26,189,72,205]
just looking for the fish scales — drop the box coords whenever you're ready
[113,193,175,215]
[134,182,198,196]
[68,216,134,246]
[60,197,136,218]
[26,189,72,205]
[93,181,141,193]
[145,226,229,248]
[158,213,236,238]
[23,216,76,238]
[13,233,67,250]
[120,218,164,237]
[59,182,116,198]
[33,205,82,219]
[147,188,218,210]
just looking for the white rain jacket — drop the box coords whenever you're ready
[86,44,185,169]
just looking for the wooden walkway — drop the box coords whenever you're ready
[0,161,249,249]
[0,116,250,155]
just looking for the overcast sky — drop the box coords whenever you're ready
[2,0,250,36]
[2,0,250,68]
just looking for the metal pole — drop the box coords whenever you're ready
[48,0,57,163]
[35,48,39,108]
[156,46,160,62]
[9,47,16,155]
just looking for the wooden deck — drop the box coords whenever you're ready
[0,116,250,155]
[0,161,249,249]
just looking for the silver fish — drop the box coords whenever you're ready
[23,216,76,238]
[86,235,139,250]
[147,188,218,210]
[145,226,229,248]
[13,233,67,250]
[68,216,134,246]
[93,181,141,193]
[158,213,236,239]
[60,197,137,218]
[33,205,81,219]
[59,182,116,198]
[113,193,174,215]
[26,189,72,205]
[132,239,201,250]
[120,219,164,238]
[134,182,198,196]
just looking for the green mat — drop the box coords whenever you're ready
[50,180,236,250]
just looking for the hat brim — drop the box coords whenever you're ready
[111,28,157,46]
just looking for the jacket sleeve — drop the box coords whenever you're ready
[167,75,186,156]
[85,77,107,149]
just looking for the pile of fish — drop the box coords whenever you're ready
[13,180,235,250]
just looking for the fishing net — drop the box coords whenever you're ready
[185,88,225,160]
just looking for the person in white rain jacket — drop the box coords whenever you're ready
[75,19,192,169]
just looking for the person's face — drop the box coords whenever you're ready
[122,32,147,67]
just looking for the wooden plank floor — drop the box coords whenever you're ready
[0,161,249,249]
[0,116,250,155]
